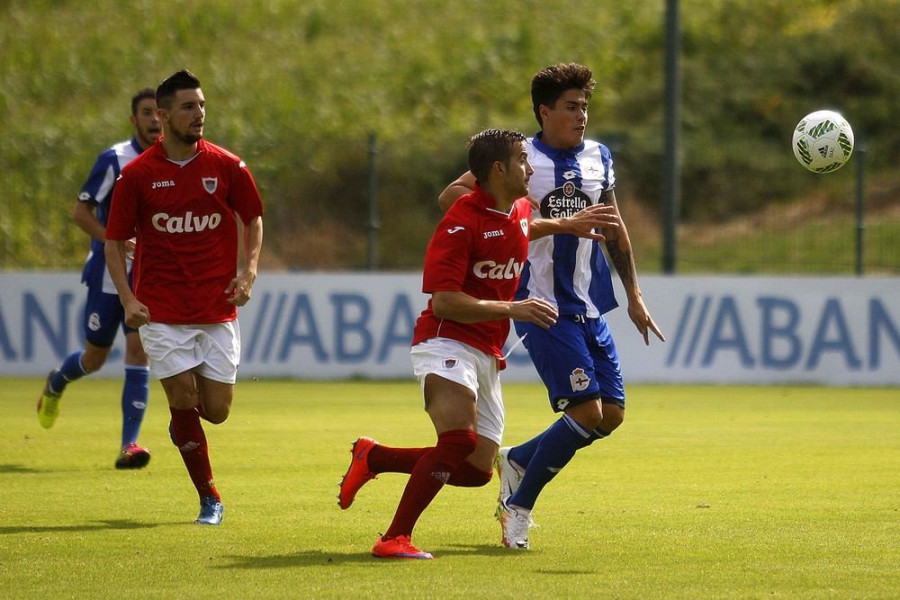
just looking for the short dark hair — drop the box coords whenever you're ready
[131,88,156,115]
[467,128,527,184]
[531,63,596,127]
[156,70,201,110]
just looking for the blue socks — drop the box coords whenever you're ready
[508,414,594,511]
[49,351,88,394]
[121,365,150,447]
[48,351,149,449]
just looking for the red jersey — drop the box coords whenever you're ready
[412,185,532,364]
[106,138,264,324]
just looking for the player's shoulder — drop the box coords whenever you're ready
[582,138,612,159]
[93,139,132,165]
[199,139,244,164]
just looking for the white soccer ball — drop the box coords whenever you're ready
[792,110,854,173]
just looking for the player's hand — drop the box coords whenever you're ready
[509,298,558,329]
[226,272,256,306]
[627,299,666,345]
[124,298,151,328]
[564,204,621,242]
[125,238,137,261]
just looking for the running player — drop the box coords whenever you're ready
[339,128,620,559]
[438,63,666,549]
[36,88,159,469]
[105,70,264,526]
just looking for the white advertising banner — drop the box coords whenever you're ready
[0,272,897,386]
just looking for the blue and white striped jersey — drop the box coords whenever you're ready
[78,137,143,292]
[515,133,619,317]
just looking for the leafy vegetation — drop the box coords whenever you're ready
[1,0,897,272]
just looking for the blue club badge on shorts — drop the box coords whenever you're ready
[569,367,590,392]
[202,177,218,194]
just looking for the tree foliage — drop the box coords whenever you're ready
[1,0,897,269]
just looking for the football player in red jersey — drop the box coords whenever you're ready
[338,129,619,559]
[105,70,264,526]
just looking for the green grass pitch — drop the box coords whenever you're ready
[1,377,898,599]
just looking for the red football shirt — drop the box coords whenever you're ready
[412,184,532,364]
[106,138,264,324]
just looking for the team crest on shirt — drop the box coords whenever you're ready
[202,177,218,194]
[569,367,591,392]
[519,218,528,237]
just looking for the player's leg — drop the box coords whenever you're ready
[339,338,492,512]
[452,357,503,486]
[116,322,152,469]
[141,322,230,524]
[371,339,483,559]
[495,318,599,547]
[37,287,118,429]
[373,374,477,559]
[163,370,224,524]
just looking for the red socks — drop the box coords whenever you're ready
[169,407,220,501]
[369,442,492,487]
[383,429,477,539]
[368,444,427,474]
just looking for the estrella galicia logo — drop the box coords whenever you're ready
[540,185,591,218]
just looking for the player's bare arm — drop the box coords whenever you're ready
[439,170,541,212]
[431,291,557,329]
[437,171,476,212]
[507,298,558,329]
[72,201,106,242]
[531,203,620,242]
[226,216,263,306]
[600,190,666,345]
[104,239,150,327]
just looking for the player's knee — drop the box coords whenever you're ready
[603,409,625,432]
[468,469,492,487]
[598,403,625,434]
[80,347,110,373]
[202,403,230,424]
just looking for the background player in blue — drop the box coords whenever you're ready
[36,88,161,469]
[439,63,666,549]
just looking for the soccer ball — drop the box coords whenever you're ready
[792,110,854,173]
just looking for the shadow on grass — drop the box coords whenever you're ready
[0,520,163,535]
[219,543,523,568]
[0,463,42,474]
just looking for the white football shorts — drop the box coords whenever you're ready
[139,320,241,384]
[410,337,505,445]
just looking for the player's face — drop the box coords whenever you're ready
[161,88,206,146]
[504,141,533,198]
[540,88,588,150]
[131,98,161,150]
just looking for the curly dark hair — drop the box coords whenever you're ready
[531,63,596,127]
